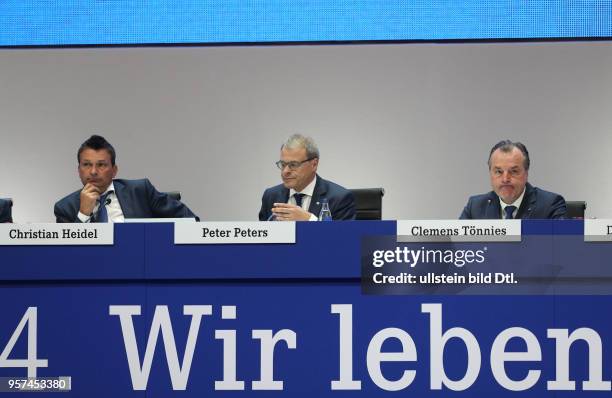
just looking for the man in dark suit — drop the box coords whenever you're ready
[460,140,566,219]
[0,198,12,223]
[54,135,198,223]
[259,134,355,221]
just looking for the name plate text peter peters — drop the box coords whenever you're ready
[175,222,295,244]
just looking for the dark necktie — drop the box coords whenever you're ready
[97,192,111,223]
[504,205,517,220]
[293,193,305,208]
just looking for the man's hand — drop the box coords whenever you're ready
[272,203,312,221]
[79,183,101,216]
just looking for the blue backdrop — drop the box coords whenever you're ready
[0,221,610,396]
[1,1,611,46]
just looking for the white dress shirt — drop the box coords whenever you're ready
[499,188,525,219]
[289,176,318,221]
[77,182,125,223]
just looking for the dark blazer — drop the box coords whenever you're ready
[54,178,198,223]
[259,175,355,221]
[0,199,12,223]
[460,183,566,220]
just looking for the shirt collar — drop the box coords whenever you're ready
[290,175,317,198]
[499,186,526,215]
[103,181,116,196]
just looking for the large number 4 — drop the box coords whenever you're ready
[0,307,48,377]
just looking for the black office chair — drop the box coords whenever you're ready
[0,198,13,206]
[349,188,384,220]
[0,198,13,223]
[566,201,586,219]
[165,191,181,201]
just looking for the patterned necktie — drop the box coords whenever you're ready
[504,205,517,220]
[97,192,111,223]
[293,193,305,208]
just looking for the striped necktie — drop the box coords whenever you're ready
[504,205,517,220]
[96,192,111,223]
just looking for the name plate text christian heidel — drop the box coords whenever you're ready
[175,222,296,244]
[397,220,521,242]
[0,223,114,245]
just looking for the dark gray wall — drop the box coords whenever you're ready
[1,42,610,222]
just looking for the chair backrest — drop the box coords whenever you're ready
[0,198,13,223]
[349,188,384,220]
[165,191,181,201]
[566,201,586,219]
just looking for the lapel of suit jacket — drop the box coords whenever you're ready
[308,175,327,216]
[113,180,134,219]
[486,192,502,219]
[278,186,290,205]
[271,187,290,220]
[516,183,535,219]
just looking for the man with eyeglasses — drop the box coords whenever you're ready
[0,198,12,223]
[54,135,198,223]
[259,134,355,221]
[460,140,566,219]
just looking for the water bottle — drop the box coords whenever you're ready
[318,199,332,221]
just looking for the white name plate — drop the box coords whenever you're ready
[175,222,296,244]
[397,220,521,242]
[0,223,114,245]
[584,219,612,242]
[124,217,197,223]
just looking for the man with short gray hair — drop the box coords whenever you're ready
[460,140,566,219]
[259,134,355,221]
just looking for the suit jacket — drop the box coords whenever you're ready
[459,183,566,220]
[259,175,355,221]
[0,199,12,223]
[54,178,198,223]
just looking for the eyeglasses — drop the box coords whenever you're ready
[275,157,316,170]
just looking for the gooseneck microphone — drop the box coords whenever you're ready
[92,197,112,223]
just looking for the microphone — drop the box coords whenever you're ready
[92,196,111,222]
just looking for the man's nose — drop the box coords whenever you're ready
[501,171,511,181]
